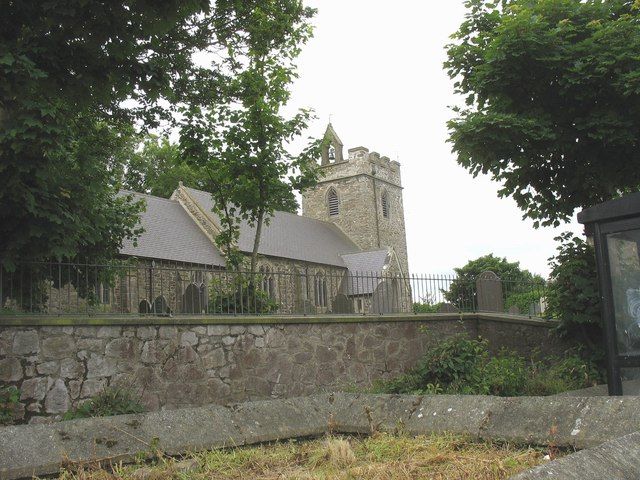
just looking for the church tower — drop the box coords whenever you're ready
[301,124,409,275]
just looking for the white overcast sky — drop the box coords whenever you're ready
[284,0,582,277]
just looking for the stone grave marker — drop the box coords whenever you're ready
[438,303,458,313]
[475,271,504,312]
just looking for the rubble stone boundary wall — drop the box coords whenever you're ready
[0,313,567,422]
[2,393,640,480]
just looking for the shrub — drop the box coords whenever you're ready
[478,353,527,396]
[0,386,20,425]
[63,387,144,420]
[373,335,604,397]
[380,335,488,394]
[504,290,543,315]
[413,302,443,314]
[444,254,545,309]
[415,335,488,389]
[209,274,278,314]
[546,233,602,354]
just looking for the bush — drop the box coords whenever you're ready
[381,335,487,394]
[373,335,603,397]
[0,386,20,425]
[209,274,278,314]
[445,254,545,309]
[546,233,602,355]
[504,290,543,315]
[63,387,144,420]
[525,352,603,396]
[478,353,527,396]
[413,302,443,313]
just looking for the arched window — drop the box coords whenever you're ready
[314,273,327,307]
[259,266,276,299]
[327,188,339,217]
[328,146,336,161]
[381,191,389,218]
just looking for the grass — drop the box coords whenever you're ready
[57,432,558,480]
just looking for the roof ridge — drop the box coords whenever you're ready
[120,190,179,205]
[184,186,361,235]
[341,248,389,257]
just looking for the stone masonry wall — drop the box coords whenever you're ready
[0,316,566,424]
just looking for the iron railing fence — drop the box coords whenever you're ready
[0,262,548,317]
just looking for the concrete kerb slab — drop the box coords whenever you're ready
[511,431,640,480]
[3,393,640,480]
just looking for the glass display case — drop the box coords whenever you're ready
[579,192,640,395]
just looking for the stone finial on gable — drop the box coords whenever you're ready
[321,123,344,165]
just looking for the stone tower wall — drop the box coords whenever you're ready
[301,144,409,275]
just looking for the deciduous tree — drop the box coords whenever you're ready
[446,0,640,227]
[180,0,320,274]
[0,0,213,268]
[122,135,205,198]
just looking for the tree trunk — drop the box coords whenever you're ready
[250,208,265,277]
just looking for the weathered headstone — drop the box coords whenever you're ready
[182,284,203,314]
[438,303,458,313]
[294,299,314,314]
[475,271,504,312]
[528,301,542,316]
[139,299,151,314]
[152,296,170,315]
[332,294,354,314]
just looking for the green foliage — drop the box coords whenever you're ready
[479,353,527,397]
[382,335,488,394]
[546,233,602,352]
[445,254,544,309]
[209,273,278,314]
[122,135,205,198]
[180,1,320,272]
[504,291,544,315]
[1,1,216,268]
[1,116,145,268]
[375,335,603,396]
[63,387,144,420]
[0,386,20,425]
[524,352,603,396]
[446,0,640,227]
[412,302,444,313]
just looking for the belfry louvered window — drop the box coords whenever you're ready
[328,188,339,216]
[382,191,389,218]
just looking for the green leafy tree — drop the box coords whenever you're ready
[122,135,205,198]
[445,254,544,309]
[1,0,214,268]
[446,0,640,227]
[180,0,320,274]
[546,233,602,352]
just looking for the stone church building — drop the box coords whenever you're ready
[110,125,411,315]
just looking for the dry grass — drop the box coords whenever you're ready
[57,433,556,480]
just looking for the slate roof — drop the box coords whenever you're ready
[340,248,391,295]
[118,191,227,266]
[183,187,360,267]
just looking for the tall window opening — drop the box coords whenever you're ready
[259,266,276,299]
[381,191,389,218]
[328,188,339,217]
[314,273,327,307]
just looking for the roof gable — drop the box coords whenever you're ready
[118,191,226,266]
[182,186,360,267]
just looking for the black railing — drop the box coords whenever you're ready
[0,262,547,317]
